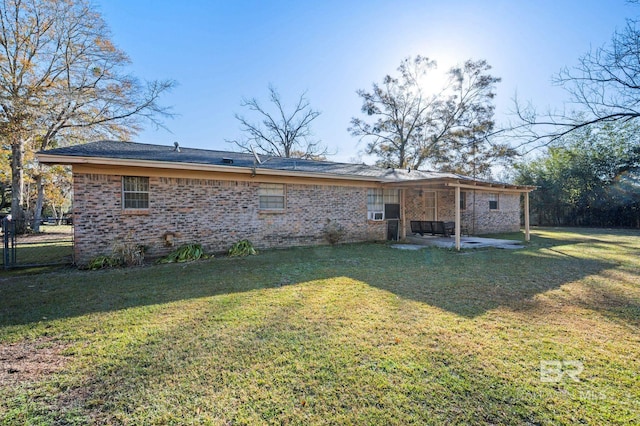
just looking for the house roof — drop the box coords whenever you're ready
[37,140,535,191]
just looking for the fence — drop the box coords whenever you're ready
[1,217,74,270]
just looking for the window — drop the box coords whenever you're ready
[367,188,384,212]
[367,188,399,220]
[488,193,499,210]
[383,189,399,205]
[122,176,149,209]
[259,183,285,210]
[460,191,467,210]
[367,188,384,220]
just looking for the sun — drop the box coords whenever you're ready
[411,51,460,96]
[417,66,450,96]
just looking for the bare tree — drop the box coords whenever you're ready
[349,56,510,175]
[513,11,640,150]
[0,0,174,227]
[229,85,326,159]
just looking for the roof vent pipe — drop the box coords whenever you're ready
[173,141,181,152]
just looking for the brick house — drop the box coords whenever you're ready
[37,141,535,265]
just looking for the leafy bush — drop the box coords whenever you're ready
[323,220,345,245]
[86,238,146,269]
[228,239,257,257]
[86,255,121,270]
[158,243,208,263]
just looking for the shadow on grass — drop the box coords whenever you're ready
[58,290,552,425]
[347,246,615,318]
[0,229,634,328]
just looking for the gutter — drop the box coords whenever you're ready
[444,181,536,193]
[35,153,392,184]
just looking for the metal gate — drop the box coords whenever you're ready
[2,216,16,268]
[2,217,74,270]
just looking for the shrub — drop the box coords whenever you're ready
[323,220,345,245]
[85,237,146,270]
[112,240,146,266]
[158,243,208,263]
[86,255,120,270]
[228,239,257,257]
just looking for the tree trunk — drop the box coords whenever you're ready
[10,140,26,233]
[32,173,45,232]
[52,202,61,225]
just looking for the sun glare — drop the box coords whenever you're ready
[417,68,450,96]
[413,51,459,96]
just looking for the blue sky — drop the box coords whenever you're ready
[96,0,635,163]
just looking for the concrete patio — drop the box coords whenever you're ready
[394,235,526,250]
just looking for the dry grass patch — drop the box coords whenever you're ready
[0,338,70,385]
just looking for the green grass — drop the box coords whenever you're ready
[1,228,638,425]
[1,224,73,269]
[7,240,73,265]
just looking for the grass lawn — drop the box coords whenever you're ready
[0,227,638,425]
[1,225,73,269]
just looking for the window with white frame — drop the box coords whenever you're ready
[488,193,499,210]
[367,188,398,220]
[367,188,384,220]
[122,176,149,209]
[259,183,285,210]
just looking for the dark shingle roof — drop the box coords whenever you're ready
[38,140,488,184]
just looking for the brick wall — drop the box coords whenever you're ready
[403,188,521,235]
[73,173,386,265]
[463,191,521,234]
[72,172,522,264]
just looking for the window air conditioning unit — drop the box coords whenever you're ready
[368,211,384,221]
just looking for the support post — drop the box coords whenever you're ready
[455,186,461,251]
[524,191,530,242]
[400,189,406,240]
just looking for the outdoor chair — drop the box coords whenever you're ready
[410,221,425,236]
